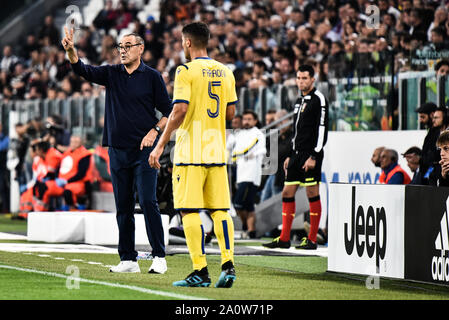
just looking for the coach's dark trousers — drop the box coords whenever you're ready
[109,146,165,261]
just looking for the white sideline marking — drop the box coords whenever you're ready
[248,246,329,257]
[0,243,117,254]
[0,232,27,240]
[0,264,210,301]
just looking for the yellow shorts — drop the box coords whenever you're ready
[172,165,231,211]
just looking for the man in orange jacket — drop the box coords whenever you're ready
[34,136,92,210]
[19,145,49,217]
[31,140,63,211]
[379,148,411,184]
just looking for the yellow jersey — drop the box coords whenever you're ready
[172,57,238,165]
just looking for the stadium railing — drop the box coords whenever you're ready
[1,70,447,146]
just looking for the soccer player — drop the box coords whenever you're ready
[263,64,329,250]
[149,22,237,288]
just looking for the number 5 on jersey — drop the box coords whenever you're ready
[207,81,221,118]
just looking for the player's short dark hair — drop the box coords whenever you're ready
[242,109,258,121]
[182,22,210,48]
[297,64,315,78]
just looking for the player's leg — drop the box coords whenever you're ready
[172,210,211,287]
[210,209,236,288]
[172,165,210,287]
[203,166,236,288]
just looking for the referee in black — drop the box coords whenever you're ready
[62,27,172,274]
[263,64,329,250]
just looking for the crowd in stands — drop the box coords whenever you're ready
[0,0,448,105]
[0,0,449,224]
[371,102,449,187]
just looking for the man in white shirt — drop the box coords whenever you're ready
[231,110,266,239]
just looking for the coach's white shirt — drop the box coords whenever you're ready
[231,127,266,186]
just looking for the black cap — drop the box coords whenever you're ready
[402,146,422,156]
[415,102,437,114]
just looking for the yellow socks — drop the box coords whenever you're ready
[182,213,207,271]
[210,210,234,266]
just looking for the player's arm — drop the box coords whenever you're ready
[62,26,109,86]
[226,103,235,121]
[227,72,238,121]
[141,72,172,149]
[62,26,78,64]
[303,97,325,171]
[149,102,188,169]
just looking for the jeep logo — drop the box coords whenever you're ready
[344,186,387,270]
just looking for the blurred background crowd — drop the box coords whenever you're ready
[0,0,448,216]
[0,0,448,104]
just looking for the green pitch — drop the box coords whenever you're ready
[1,247,449,300]
[0,214,27,234]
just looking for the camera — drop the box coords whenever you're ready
[45,121,64,137]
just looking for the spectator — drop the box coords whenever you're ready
[430,130,449,187]
[427,6,447,42]
[371,146,386,168]
[231,110,266,239]
[402,146,424,185]
[0,124,9,212]
[379,148,411,184]
[34,136,92,211]
[1,45,19,73]
[30,139,63,211]
[21,35,40,60]
[407,9,428,44]
[93,0,116,33]
[261,109,293,201]
[432,106,449,134]
[435,60,449,77]
[115,1,133,32]
[227,114,243,203]
[38,15,60,46]
[265,109,277,127]
[43,114,71,153]
[416,102,437,130]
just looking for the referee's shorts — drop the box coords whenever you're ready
[285,151,323,187]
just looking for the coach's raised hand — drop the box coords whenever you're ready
[61,26,78,64]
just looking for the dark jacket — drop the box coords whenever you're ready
[71,59,172,148]
[420,126,441,181]
[429,164,449,187]
[291,87,329,158]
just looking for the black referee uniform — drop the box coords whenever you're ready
[286,87,329,186]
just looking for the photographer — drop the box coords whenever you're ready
[11,123,31,191]
[42,114,71,153]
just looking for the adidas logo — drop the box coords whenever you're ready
[431,197,449,282]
